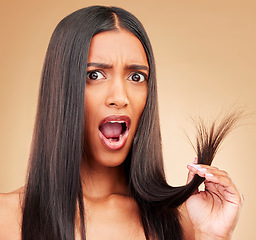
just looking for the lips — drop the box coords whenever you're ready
[98,115,131,150]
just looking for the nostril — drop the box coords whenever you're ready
[109,102,117,106]
[124,97,129,105]
[106,98,128,108]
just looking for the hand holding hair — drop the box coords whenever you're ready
[185,158,244,239]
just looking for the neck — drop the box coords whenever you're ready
[80,159,129,200]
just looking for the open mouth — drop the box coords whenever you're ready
[99,121,127,141]
[98,115,130,150]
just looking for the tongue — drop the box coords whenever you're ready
[99,122,123,138]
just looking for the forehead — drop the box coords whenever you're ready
[88,30,148,66]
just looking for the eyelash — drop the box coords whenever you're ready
[86,70,105,80]
[86,70,148,82]
[128,72,148,83]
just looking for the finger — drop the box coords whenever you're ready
[203,170,244,206]
[187,164,244,206]
[207,176,244,206]
[187,164,238,193]
[203,172,237,192]
[186,157,198,184]
[187,164,228,179]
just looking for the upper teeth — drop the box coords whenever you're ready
[109,121,125,123]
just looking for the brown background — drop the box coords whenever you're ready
[0,0,255,239]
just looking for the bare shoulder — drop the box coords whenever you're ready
[179,203,195,240]
[0,187,24,240]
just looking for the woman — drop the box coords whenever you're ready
[0,6,243,240]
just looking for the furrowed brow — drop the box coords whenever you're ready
[126,64,149,72]
[87,62,112,69]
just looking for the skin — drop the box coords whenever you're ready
[83,29,148,173]
[183,158,244,240]
[80,29,149,239]
[0,30,243,240]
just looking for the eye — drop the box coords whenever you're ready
[128,72,147,83]
[87,70,105,80]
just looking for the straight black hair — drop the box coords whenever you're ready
[22,6,241,240]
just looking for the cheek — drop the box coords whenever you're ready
[85,86,101,116]
[138,87,148,112]
[131,87,148,122]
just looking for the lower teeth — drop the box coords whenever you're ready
[108,134,123,142]
[119,134,123,141]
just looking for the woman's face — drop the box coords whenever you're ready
[84,29,148,168]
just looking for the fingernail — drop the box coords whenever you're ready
[193,164,202,169]
[205,173,214,177]
[188,164,202,170]
[198,168,207,172]
[188,163,197,168]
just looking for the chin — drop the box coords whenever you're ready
[95,149,129,168]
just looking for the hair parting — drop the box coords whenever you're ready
[21,5,242,240]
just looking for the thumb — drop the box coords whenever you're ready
[186,157,198,184]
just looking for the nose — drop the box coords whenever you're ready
[105,77,129,109]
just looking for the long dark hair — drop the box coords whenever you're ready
[22,6,240,240]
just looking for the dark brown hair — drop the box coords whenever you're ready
[22,6,240,240]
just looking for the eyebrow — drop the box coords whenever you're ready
[87,62,149,72]
[126,64,149,72]
[87,62,112,69]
